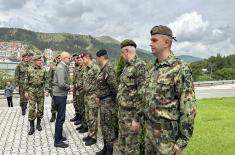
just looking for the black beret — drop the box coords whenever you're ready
[96,49,108,57]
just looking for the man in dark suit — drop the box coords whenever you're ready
[53,51,71,148]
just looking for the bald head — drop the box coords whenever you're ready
[60,51,71,65]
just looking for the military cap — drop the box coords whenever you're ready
[78,54,83,58]
[27,52,34,56]
[72,53,79,57]
[150,25,177,41]
[96,49,108,57]
[33,55,42,61]
[120,39,137,48]
[21,53,28,57]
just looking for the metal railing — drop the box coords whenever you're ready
[1,80,235,95]
[194,80,235,87]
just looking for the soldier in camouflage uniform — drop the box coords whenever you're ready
[15,53,29,115]
[95,49,118,155]
[48,54,61,122]
[24,55,49,135]
[70,54,82,125]
[145,25,197,155]
[117,39,148,155]
[82,52,100,146]
[74,54,87,131]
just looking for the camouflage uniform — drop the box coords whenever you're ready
[73,63,80,117]
[25,64,48,121]
[48,62,57,116]
[83,62,100,140]
[74,65,86,126]
[117,55,147,155]
[15,60,29,111]
[145,53,197,155]
[96,62,118,145]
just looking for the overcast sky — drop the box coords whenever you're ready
[0,0,234,58]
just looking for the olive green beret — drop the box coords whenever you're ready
[33,55,42,61]
[27,52,34,56]
[120,39,137,48]
[150,25,177,41]
[21,53,28,57]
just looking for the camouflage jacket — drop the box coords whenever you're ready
[146,52,197,149]
[25,64,49,92]
[117,55,147,120]
[96,62,117,100]
[74,65,85,92]
[83,62,100,94]
[15,61,29,87]
[48,62,57,92]
[73,64,79,85]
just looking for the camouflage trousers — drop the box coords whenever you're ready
[73,89,79,115]
[50,91,57,115]
[28,89,44,121]
[84,93,98,139]
[100,97,117,145]
[117,107,141,155]
[19,87,28,109]
[77,91,85,120]
[145,119,177,155]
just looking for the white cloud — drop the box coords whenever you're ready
[0,1,234,58]
[168,12,209,42]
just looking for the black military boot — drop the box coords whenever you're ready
[74,119,81,125]
[36,118,42,131]
[85,137,97,146]
[70,114,79,122]
[50,113,56,122]
[82,136,91,142]
[76,125,83,130]
[79,127,88,133]
[106,144,113,155]
[96,144,107,155]
[28,120,35,135]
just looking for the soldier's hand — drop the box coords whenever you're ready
[24,92,28,98]
[44,91,49,97]
[131,119,140,131]
[173,144,182,155]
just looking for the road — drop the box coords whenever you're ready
[195,84,235,99]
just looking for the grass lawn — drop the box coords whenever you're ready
[184,97,235,155]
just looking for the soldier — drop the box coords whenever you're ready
[117,39,147,155]
[15,53,29,115]
[95,49,118,155]
[145,25,197,155]
[82,51,100,146]
[70,54,82,125]
[74,54,87,132]
[48,54,61,122]
[27,52,34,66]
[24,55,49,135]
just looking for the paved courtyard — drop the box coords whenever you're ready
[0,96,104,155]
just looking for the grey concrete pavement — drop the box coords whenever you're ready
[0,96,104,155]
